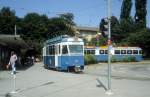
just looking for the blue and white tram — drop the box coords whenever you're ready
[43,35,84,72]
[84,46,143,62]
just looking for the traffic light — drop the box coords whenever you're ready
[99,18,108,37]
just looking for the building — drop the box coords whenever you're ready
[0,35,29,69]
[76,26,99,41]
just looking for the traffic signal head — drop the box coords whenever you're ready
[99,18,109,37]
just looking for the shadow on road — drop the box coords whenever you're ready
[96,78,107,91]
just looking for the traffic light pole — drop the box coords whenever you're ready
[105,0,113,95]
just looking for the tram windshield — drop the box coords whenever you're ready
[69,45,83,54]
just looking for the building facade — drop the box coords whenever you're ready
[76,26,99,41]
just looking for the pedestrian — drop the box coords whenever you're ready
[7,51,18,74]
[31,56,34,65]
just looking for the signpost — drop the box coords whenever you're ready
[10,74,17,93]
[10,66,17,93]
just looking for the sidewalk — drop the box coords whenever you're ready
[0,62,150,97]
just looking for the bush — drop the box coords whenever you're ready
[84,54,98,65]
[111,56,137,62]
[122,56,137,62]
[111,56,118,62]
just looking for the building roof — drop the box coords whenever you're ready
[76,26,99,32]
[0,35,29,49]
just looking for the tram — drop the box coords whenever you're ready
[84,46,143,62]
[43,35,84,72]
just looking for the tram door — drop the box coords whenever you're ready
[55,45,59,67]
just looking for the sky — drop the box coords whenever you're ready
[0,0,150,27]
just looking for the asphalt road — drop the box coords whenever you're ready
[0,61,150,97]
[84,62,150,81]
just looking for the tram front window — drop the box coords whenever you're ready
[62,45,68,54]
[69,45,83,54]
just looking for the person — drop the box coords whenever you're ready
[31,56,34,65]
[7,51,17,74]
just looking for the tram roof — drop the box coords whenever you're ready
[46,35,83,44]
[84,46,142,50]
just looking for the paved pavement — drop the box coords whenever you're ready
[0,61,150,97]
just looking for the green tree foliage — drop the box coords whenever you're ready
[59,13,75,26]
[47,14,75,39]
[99,16,121,43]
[122,28,150,57]
[0,7,16,34]
[20,13,49,55]
[99,0,149,57]
[120,0,132,20]
[119,17,136,38]
[111,16,121,42]
[135,0,147,28]
[0,7,76,56]
[91,36,107,46]
[21,13,49,41]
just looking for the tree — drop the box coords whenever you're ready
[99,16,121,43]
[47,13,76,38]
[135,0,147,28]
[20,13,49,55]
[111,16,121,42]
[59,13,75,26]
[0,7,16,34]
[122,28,150,57]
[120,0,132,20]
[21,13,49,41]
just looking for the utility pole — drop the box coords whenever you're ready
[15,25,17,36]
[105,0,113,95]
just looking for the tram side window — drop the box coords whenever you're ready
[49,45,55,55]
[51,46,53,55]
[62,45,68,54]
[115,50,120,54]
[46,46,49,55]
[139,50,142,54]
[59,45,60,54]
[105,50,108,54]
[48,46,51,55]
[87,50,91,54]
[49,46,52,55]
[121,50,126,54]
[133,50,138,54]
[91,50,95,54]
[84,50,87,54]
[85,50,95,54]
[99,50,104,54]
[127,50,132,54]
